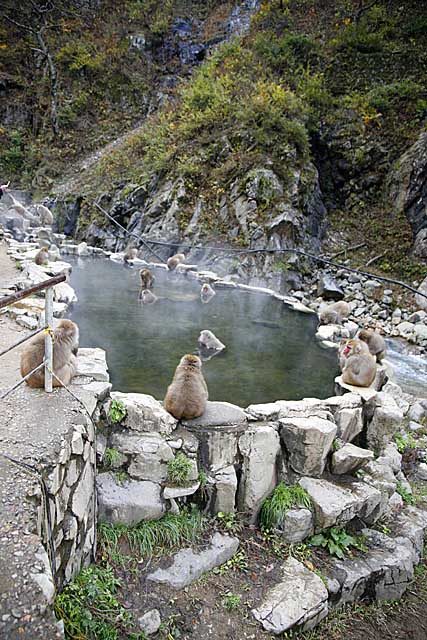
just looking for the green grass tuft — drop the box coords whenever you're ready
[167,453,193,486]
[260,483,312,530]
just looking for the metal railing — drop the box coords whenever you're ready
[0,273,67,397]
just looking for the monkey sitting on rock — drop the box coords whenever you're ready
[164,354,208,420]
[20,319,79,388]
[139,268,155,290]
[167,253,185,271]
[339,338,376,387]
[34,247,49,266]
[318,301,350,325]
[358,328,386,363]
[124,247,138,263]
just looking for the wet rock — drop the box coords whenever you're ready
[280,417,336,477]
[147,532,239,588]
[317,276,344,301]
[97,473,164,525]
[331,444,374,475]
[252,557,328,634]
[237,425,280,522]
[110,392,177,435]
[299,477,382,531]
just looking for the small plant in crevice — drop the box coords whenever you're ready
[216,511,241,533]
[260,483,312,530]
[396,481,416,506]
[115,470,128,485]
[214,550,248,575]
[103,447,122,469]
[221,591,242,611]
[394,432,418,454]
[309,527,367,560]
[167,453,192,486]
[108,399,127,424]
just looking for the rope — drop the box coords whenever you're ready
[91,199,427,301]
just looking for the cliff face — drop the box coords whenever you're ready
[2,1,427,286]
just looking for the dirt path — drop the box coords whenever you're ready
[0,242,25,390]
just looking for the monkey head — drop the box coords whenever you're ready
[180,354,202,369]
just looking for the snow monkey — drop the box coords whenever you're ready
[20,319,79,388]
[139,268,155,290]
[35,204,54,225]
[164,354,208,420]
[339,338,376,387]
[139,289,157,304]
[167,253,185,271]
[358,328,386,363]
[200,283,216,303]
[34,247,49,265]
[318,301,350,325]
[124,247,138,263]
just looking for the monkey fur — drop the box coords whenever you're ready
[319,301,350,325]
[36,204,54,225]
[20,319,79,388]
[139,289,157,304]
[34,247,49,265]
[339,338,376,387]
[358,328,386,363]
[124,247,138,263]
[200,283,216,303]
[167,253,185,271]
[164,354,208,420]
[139,268,155,289]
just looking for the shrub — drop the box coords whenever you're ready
[108,399,127,424]
[260,483,312,530]
[167,453,192,486]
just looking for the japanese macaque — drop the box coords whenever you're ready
[358,328,386,363]
[200,283,216,303]
[339,338,376,387]
[35,247,49,265]
[35,204,54,225]
[319,301,350,325]
[124,247,138,263]
[20,319,79,388]
[198,330,225,352]
[139,289,157,304]
[164,354,208,420]
[139,268,155,290]
[7,193,38,222]
[167,253,185,271]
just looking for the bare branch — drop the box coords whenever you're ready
[3,14,35,33]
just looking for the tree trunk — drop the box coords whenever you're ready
[36,28,59,137]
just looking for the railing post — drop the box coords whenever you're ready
[44,287,54,393]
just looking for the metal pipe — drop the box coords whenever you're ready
[44,289,54,393]
[0,361,45,400]
[0,326,46,359]
[0,274,66,310]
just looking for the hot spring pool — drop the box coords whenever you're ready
[67,258,340,406]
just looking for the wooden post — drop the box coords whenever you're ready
[44,287,54,392]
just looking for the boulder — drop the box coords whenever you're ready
[331,444,374,475]
[110,432,174,483]
[213,465,237,515]
[182,401,247,428]
[415,277,427,311]
[147,532,239,588]
[366,392,403,452]
[237,425,280,522]
[76,348,109,382]
[110,392,177,435]
[97,473,164,525]
[299,477,382,531]
[280,417,336,477]
[280,508,314,544]
[252,557,328,634]
[317,276,344,301]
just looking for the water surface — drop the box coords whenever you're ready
[67,258,339,406]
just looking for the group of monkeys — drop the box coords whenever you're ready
[319,300,386,388]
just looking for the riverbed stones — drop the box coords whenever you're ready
[147,532,239,588]
[280,417,336,477]
[299,478,382,531]
[331,444,374,475]
[110,392,177,434]
[97,473,164,525]
[279,508,314,544]
[252,557,328,634]
[237,425,280,522]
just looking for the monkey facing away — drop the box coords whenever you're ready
[139,268,155,290]
[167,253,185,271]
[20,319,79,388]
[164,354,208,420]
[339,338,376,387]
[35,204,54,225]
[358,328,386,363]
[124,247,138,263]
[35,247,49,265]
[139,289,158,304]
[319,301,350,325]
[200,283,216,303]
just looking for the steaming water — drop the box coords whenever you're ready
[67,258,339,407]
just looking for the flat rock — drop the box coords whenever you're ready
[334,376,378,402]
[252,557,328,634]
[110,392,177,435]
[147,532,239,588]
[163,481,200,499]
[97,473,164,525]
[299,477,382,531]
[331,444,374,475]
[182,401,247,429]
[76,348,109,381]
